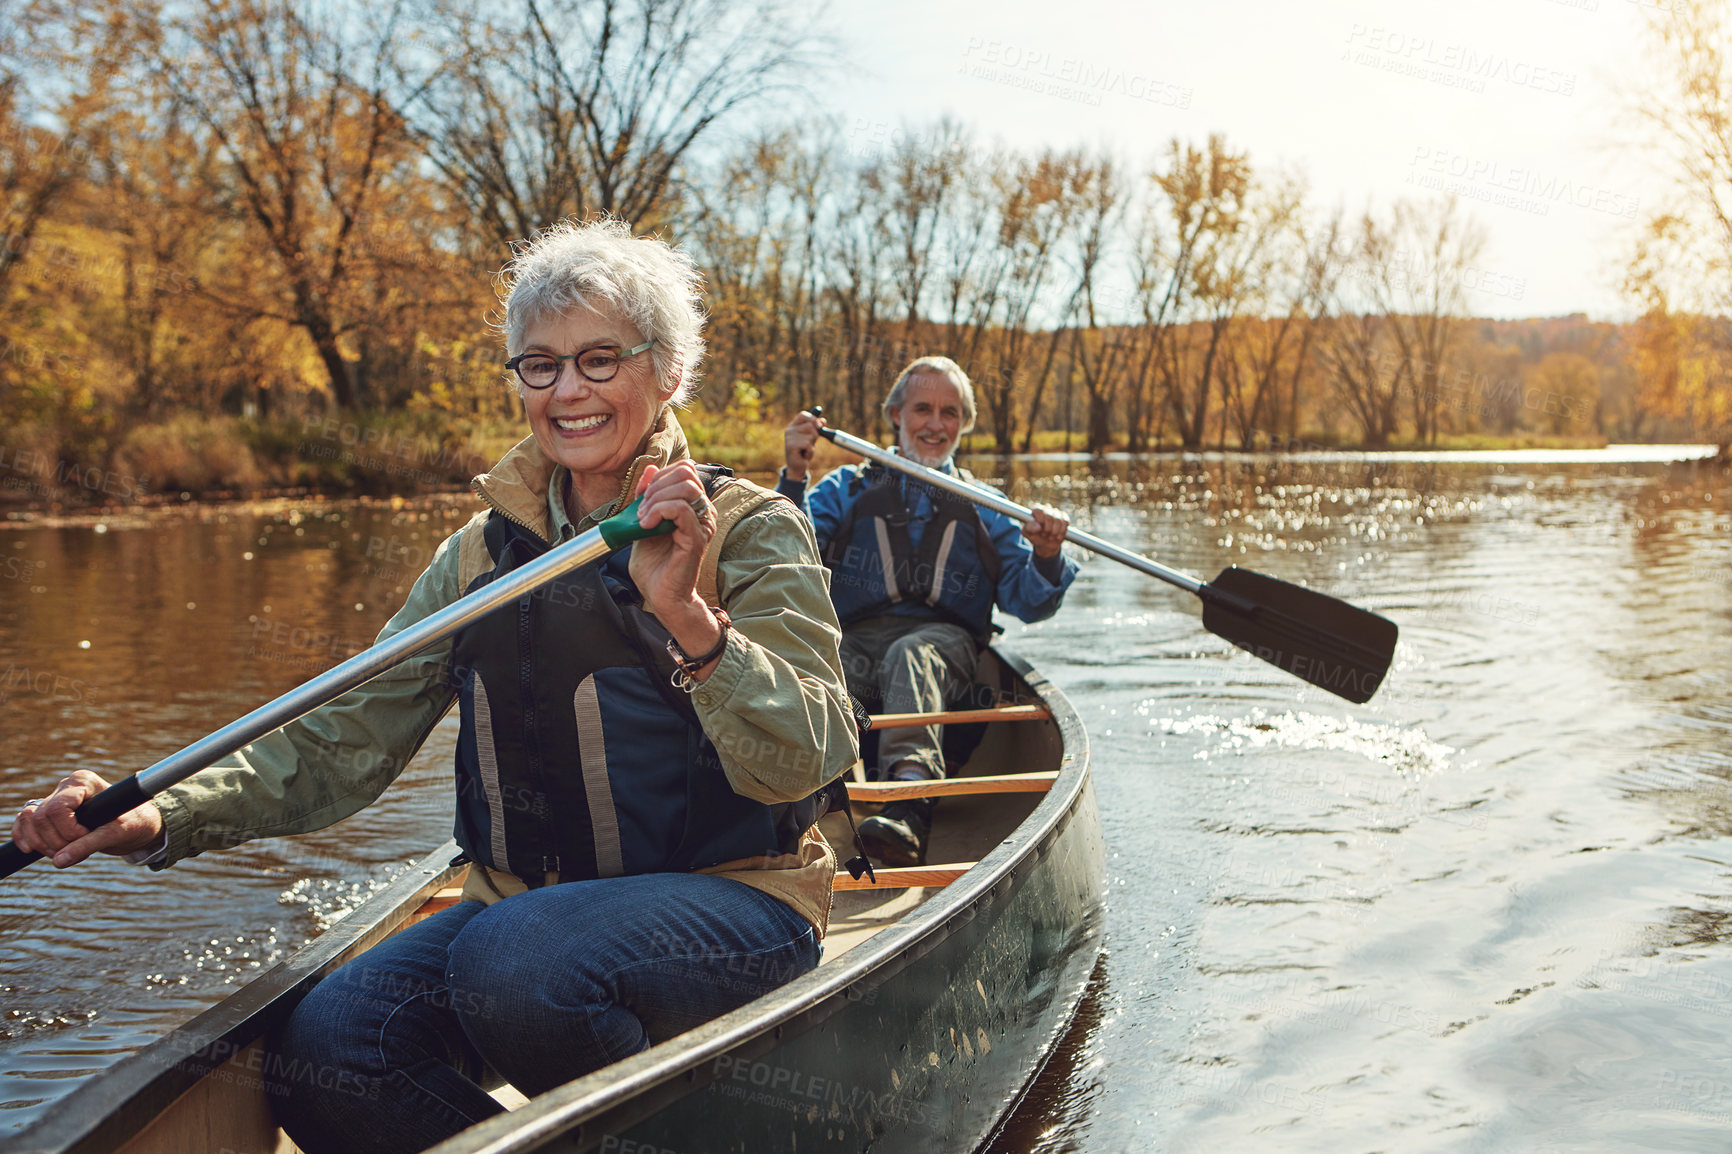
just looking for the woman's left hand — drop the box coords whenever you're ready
[628,461,716,619]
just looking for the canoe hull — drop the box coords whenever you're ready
[614,775,1103,1153]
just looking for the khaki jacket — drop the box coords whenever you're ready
[153,410,855,935]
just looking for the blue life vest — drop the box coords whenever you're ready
[447,504,835,884]
[821,463,1003,642]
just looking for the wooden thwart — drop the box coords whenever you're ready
[414,886,466,922]
[833,863,975,891]
[847,771,1058,802]
[867,703,1051,729]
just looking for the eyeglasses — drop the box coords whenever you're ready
[505,339,655,390]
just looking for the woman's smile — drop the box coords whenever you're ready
[552,413,611,433]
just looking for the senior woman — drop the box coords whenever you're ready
[9,218,859,1154]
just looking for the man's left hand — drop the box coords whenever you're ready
[1022,506,1069,558]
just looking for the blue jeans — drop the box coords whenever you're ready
[267,872,821,1154]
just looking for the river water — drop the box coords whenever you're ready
[1,448,1728,1152]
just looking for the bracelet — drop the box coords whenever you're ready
[667,606,732,691]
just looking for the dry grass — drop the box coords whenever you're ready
[115,414,264,494]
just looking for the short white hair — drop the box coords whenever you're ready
[883,355,977,434]
[498,217,706,406]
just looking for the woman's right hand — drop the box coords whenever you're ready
[11,770,164,867]
[783,412,825,482]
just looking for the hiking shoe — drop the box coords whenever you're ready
[857,799,933,867]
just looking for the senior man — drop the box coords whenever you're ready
[778,355,1077,866]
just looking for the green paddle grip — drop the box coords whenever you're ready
[597,493,679,550]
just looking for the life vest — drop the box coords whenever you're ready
[447,471,838,885]
[821,463,1003,642]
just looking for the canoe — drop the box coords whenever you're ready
[12,644,1103,1154]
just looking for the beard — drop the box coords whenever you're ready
[899,431,956,469]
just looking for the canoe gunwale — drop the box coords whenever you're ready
[11,850,469,1154]
[424,643,1097,1154]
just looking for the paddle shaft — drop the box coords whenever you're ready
[813,421,1205,595]
[0,501,672,881]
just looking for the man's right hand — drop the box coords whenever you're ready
[783,411,826,482]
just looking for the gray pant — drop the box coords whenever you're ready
[838,616,980,781]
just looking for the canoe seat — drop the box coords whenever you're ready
[866,703,1050,729]
[846,771,1057,802]
[833,862,976,891]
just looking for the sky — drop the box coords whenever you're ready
[815,0,1670,322]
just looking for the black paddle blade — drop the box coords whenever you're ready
[1199,567,1398,704]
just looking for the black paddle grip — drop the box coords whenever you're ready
[0,775,151,881]
[0,841,39,880]
[76,775,151,831]
[804,406,838,442]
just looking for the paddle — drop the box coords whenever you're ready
[801,409,1398,704]
[0,495,677,881]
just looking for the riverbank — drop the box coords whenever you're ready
[0,408,791,510]
[0,410,1705,511]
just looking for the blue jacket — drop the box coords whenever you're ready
[777,456,1077,637]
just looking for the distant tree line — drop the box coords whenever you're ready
[0,0,1719,500]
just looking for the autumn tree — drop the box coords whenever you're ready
[1359,197,1486,445]
[0,3,104,300]
[980,148,1082,451]
[825,162,895,432]
[0,1,154,440]
[1145,136,1255,450]
[933,143,1010,376]
[754,132,833,413]
[1217,173,1309,449]
[88,94,222,418]
[1528,352,1601,435]
[148,0,442,410]
[885,119,970,334]
[1061,153,1129,453]
[405,0,826,251]
[1320,208,1406,449]
[1622,0,1732,451]
[688,126,833,410]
